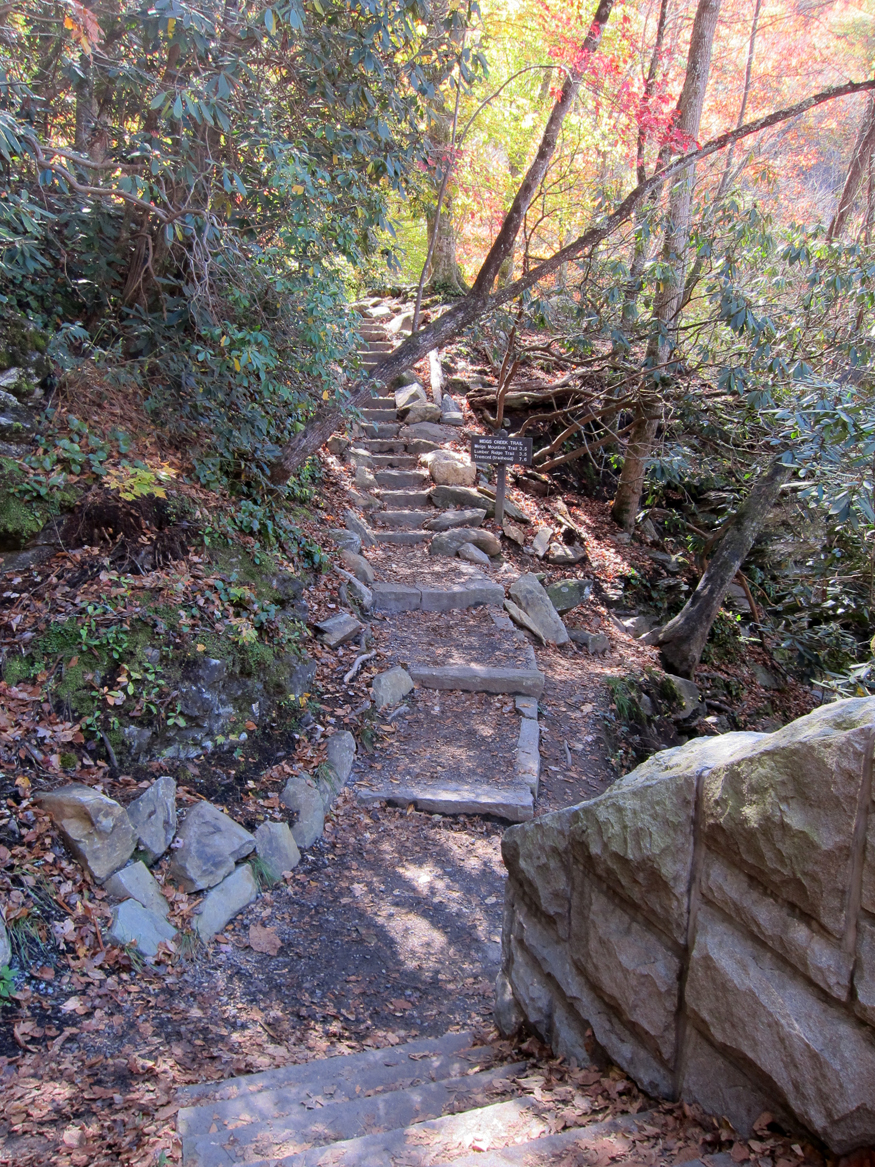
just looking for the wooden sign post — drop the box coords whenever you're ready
[470,434,533,527]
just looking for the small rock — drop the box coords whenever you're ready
[395,383,427,412]
[615,531,632,544]
[334,568,373,613]
[531,526,552,559]
[568,629,610,655]
[168,802,256,892]
[195,864,258,942]
[126,776,176,863]
[37,785,137,883]
[458,542,491,566]
[108,899,176,959]
[373,666,414,710]
[280,775,325,848]
[0,921,10,968]
[508,573,569,646]
[503,523,526,546]
[354,464,379,492]
[504,598,547,646]
[637,517,659,543]
[254,822,300,882]
[403,400,441,424]
[326,435,350,456]
[349,489,383,511]
[753,664,781,690]
[440,395,464,425]
[430,528,502,558]
[339,549,375,585]
[649,550,682,572]
[105,860,170,918]
[664,673,703,720]
[423,508,487,532]
[329,528,362,554]
[546,542,587,565]
[326,731,356,794]
[421,450,476,487]
[315,612,362,647]
[547,579,591,613]
[343,509,377,548]
[622,614,658,638]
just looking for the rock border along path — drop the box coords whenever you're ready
[335,303,546,822]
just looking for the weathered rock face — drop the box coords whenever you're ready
[126,776,176,862]
[195,863,258,941]
[429,528,501,558]
[254,821,300,882]
[37,785,137,883]
[108,899,176,959]
[105,860,170,919]
[168,801,256,892]
[496,699,875,1153]
[0,920,10,968]
[280,775,325,849]
[372,666,414,711]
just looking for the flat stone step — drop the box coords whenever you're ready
[375,531,432,545]
[361,408,398,423]
[441,1113,655,1166]
[371,581,505,613]
[357,777,534,823]
[374,469,431,490]
[357,439,409,454]
[377,490,433,509]
[371,510,433,529]
[406,439,441,456]
[360,423,400,439]
[356,454,418,469]
[408,665,545,697]
[184,1063,526,1166]
[178,1031,477,1120]
[244,1096,550,1166]
[366,397,396,409]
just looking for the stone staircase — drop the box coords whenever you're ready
[177,1031,657,1166]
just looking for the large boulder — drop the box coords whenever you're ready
[423,508,487,532]
[37,785,137,883]
[495,699,875,1153]
[126,776,176,863]
[421,450,476,488]
[508,574,568,646]
[168,801,255,892]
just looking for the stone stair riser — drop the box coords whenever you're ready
[372,510,434,529]
[374,470,431,490]
[409,665,545,697]
[376,491,433,509]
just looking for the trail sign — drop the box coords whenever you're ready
[470,433,533,527]
[470,434,533,467]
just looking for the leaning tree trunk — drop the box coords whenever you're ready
[652,459,791,677]
[611,0,722,531]
[827,95,875,241]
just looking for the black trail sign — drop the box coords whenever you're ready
[470,433,533,526]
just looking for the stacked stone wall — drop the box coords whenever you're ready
[496,699,875,1153]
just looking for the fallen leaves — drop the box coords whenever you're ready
[248,924,282,955]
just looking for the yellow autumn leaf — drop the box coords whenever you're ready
[196,643,206,652]
[167,16,176,33]
[322,390,329,400]
[291,184,304,195]
[233,358,241,371]
[64,15,75,28]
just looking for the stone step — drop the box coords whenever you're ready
[183,1063,526,1167]
[178,1031,477,1119]
[376,490,433,509]
[360,423,401,439]
[375,531,433,545]
[361,408,398,423]
[352,453,418,470]
[366,397,396,409]
[371,581,505,613]
[437,1114,656,1166]
[371,510,433,530]
[374,469,431,490]
[242,1096,554,1166]
[406,439,441,456]
[356,439,409,454]
[408,665,545,697]
[357,776,534,823]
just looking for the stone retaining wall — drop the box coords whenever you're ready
[496,698,875,1153]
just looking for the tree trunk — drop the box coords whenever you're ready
[426,194,466,292]
[652,459,791,677]
[827,96,875,241]
[611,0,722,530]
